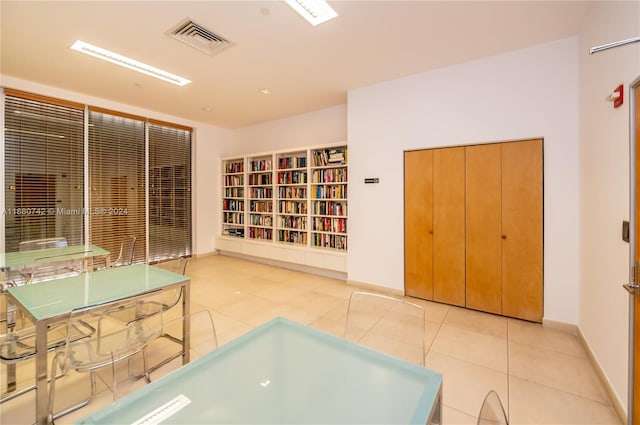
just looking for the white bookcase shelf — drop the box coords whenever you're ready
[219,144,347,272]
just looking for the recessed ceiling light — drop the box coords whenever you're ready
[70,40,191,87]
[284,0,338,26]
[259,88,272,95]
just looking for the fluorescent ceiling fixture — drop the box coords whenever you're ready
[284,0,338,26]
[70,40,191,86]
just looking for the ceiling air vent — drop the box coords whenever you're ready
[168,18,233,56]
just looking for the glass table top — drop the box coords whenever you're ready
[77,317,442,425]
[0,244,110,269]
[7,263,187,321]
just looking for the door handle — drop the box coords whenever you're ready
[623,283,640,295]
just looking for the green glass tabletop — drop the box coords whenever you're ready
[0,244,110,269]
[7,264,187,321]
[77,317,442,425]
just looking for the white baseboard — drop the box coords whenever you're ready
[541,318,578,335]
[345,279,405,297]
[192,250,219,259]
[576,327,628,424]
[218,250,348,280]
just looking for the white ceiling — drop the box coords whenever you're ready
[0,1,593,129]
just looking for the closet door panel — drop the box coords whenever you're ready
[404,150,434,300]
[502,139,543,322]
[433,147,466,306]
[466,144,502,314]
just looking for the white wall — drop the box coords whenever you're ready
[578,0,640,414]
[228,104,347,155]
[348,37,581,324]
[0,75,233,256]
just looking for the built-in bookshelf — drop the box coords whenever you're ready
[218,144,347,273]
[310,147,348,250]
[247,154,274,241]
[222,158,245,238]
[276,151,308,246]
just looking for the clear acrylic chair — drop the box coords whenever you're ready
[47,290,164,422]
[0,280,94,404]
[477,390,508,425]
[112,235,137,267]
[154,257,189,313]
[155,257,190,276]
[105,258,189,327]
[344,291,425,365]
[131,309,218,382]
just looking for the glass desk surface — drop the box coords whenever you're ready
[77,317,442,425]
[7,263,187,321]
[0,244,109,269]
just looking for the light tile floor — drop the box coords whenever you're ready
[0,254,623,424]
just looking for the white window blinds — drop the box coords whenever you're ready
[3,90,192,262]
[3,90,84,251]
[148,121,192,262]
[88,108,146,263]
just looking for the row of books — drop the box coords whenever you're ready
[224,175,243,186]
[278,200,307,215]
[224,199,345,216]
[249,214,272,227]
[278,216,307,230]
[223,212,244,224]
[311,233,347,250]
[248,227,273,240]
[249,187,273,198]
[250,159,272,172]
[278,230,307,245]
[277,171,307,185]
[250,200,273,213]
[312,168,347,183]
[312,185,347,199]
[224,187,244,198]
[222,199,244,211]
[224,161,244,174]
[277,156,307,170]
[278,186,306,199]
[311,200,347,216]
[311,148,347,167]
[248,174,272,185]
[223,227,244,238]
[312,217,347,233]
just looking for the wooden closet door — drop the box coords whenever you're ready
[404,150,433,300]
[433,147,465,306]
[466,144,502,314]
[502,139,543,322]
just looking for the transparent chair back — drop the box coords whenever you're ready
[48,290,164,421]
[138,309,218,381]
[113,235,137,267]
[477,390,508,425]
